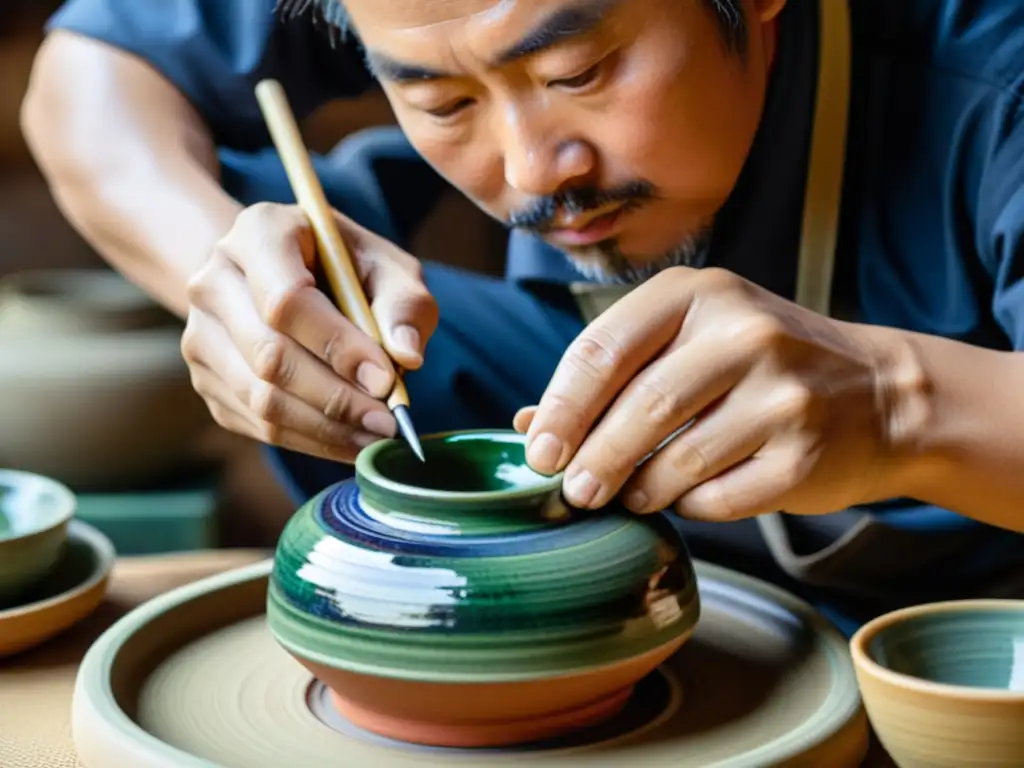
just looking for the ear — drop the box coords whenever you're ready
[751,0,787,24]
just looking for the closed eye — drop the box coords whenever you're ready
[550,62,602,90]
[425,97,475,118]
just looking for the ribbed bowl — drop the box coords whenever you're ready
[267,430,699,747]
[851,599,1024,768]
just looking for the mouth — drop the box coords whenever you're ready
[545,203,627,247]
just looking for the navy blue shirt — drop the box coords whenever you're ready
[48,0,1024,542]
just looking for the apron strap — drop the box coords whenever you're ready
[755,0,860,583]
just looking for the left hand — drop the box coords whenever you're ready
[515,267,919,522]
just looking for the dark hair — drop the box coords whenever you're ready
[278,0,748,53]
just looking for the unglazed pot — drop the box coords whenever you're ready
[267,430,700,748]
[0,269,209,491]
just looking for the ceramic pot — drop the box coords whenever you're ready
[267,430,700,748]
[0,269,209,491]
[850,599,1024,767]
[0,469,76,605]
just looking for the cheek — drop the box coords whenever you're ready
[595,47,767,206]
[389,108,509,216]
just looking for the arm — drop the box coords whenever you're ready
[22,31,239,317]
[21,0,374,318]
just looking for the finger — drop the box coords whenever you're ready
[620,396,772,514]
[194,263,397,437]
[513,406,537,434]
[192,353,386,462]
[560,335,751,509]
[525,268,699,475]
[358,240,438,371]
[221,204,398,394]
[202,376,380,462]
[672,446,803,523]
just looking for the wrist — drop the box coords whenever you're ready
[856,323,947,502]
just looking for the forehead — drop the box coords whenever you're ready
[342,0,613,46]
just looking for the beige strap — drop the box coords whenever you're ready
[794,0,851,317]
[756,0,855,579]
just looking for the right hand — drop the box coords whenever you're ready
[181,202,438,463]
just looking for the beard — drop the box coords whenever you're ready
[559,225,714,285]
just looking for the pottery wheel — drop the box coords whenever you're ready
[72,560,869,767]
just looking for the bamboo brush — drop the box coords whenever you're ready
[254,78,424,462]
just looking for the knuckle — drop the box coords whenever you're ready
[251,334,291,384]
[633,376,684,424]
[322,386,353,422]
[772,381,816,424]
[313,415,348,447]
[735,314,787,356]
[565,326,623,379]
[250,380,285,422]
[262,285,306,331]
[180,320,201,363]
[696,266,738,292]
[258,420,286,446]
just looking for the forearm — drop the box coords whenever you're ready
[871,324,1024,532]
[21,32,241,317]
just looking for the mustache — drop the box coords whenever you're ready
[506,180,657,232]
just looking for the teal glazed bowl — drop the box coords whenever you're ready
[0,469,76,605]
[267,430,700,748]
[850,599,1024,768]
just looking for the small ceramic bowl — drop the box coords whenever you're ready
[850,599,1024,768]
[0,469,77,605]
[268,430,700,748]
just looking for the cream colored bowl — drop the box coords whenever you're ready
[850,599,1024,767]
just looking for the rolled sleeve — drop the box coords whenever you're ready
[46,0,374,150]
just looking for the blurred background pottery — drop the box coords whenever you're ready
[0,518,114,656]
[0,268,210,492]
[0,468,75,604]
[267,430,700,748]
[850,599,1024,767]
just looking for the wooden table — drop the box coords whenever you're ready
[0,550,894,767]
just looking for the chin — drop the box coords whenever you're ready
[561,231,713,286]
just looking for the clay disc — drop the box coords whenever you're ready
[72,560,869,767]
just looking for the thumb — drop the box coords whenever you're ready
[368,257,438,370]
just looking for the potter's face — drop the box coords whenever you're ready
[341,0,785,283]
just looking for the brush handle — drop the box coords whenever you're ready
[254,79,411,412]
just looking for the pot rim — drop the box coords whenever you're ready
[354,429,563,504]
[849,598,1024,702]
[0,469,77,544]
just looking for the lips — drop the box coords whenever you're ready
[546,205,626,247]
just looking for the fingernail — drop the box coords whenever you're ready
[356,362,392,399]
[527,432,562,473]
[393,325,421,359]
[362,410,397,438]
[564,469,601,508]
[623,489,649,513]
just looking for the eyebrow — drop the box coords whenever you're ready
[365,0,619,84]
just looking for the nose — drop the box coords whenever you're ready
[501,107,595,196]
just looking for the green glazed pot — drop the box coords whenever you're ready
[267,429,700,747]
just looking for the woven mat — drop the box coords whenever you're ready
[0,549,269,768]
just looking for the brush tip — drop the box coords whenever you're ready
[392,405,425,462]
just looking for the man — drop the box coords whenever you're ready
[21,0,1024,634]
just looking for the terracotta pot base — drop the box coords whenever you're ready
[329,682,633,748]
